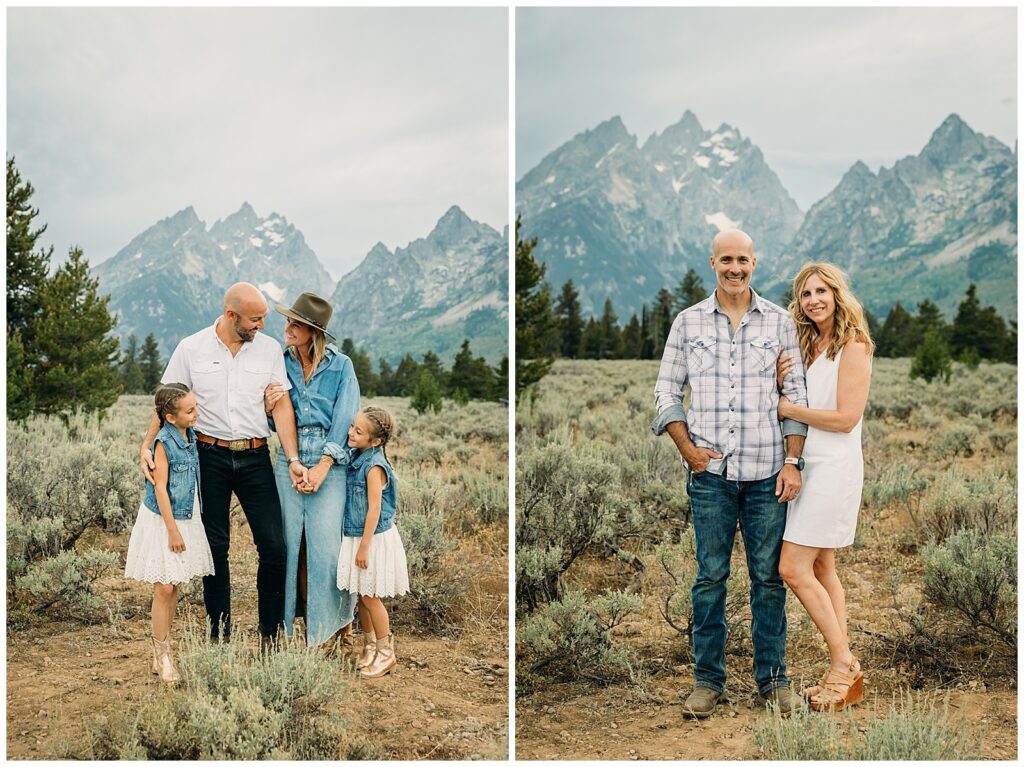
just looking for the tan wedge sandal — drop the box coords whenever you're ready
[809,658,863,712]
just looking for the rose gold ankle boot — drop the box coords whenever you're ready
[361,633,396,679]
[153,635,180,683]
[357,630,377,670]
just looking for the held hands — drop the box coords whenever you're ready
[167,526,186,554]
[776,352,794,391]
[355,542,370,569]
[289,460,311,493]
[775,464,801,503]
[264,382,287,415]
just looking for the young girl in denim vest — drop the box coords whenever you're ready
[337,406,409,678]
[124,383,214,682]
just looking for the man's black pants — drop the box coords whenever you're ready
[197,442,285,638]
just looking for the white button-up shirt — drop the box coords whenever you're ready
[161,320,291,441]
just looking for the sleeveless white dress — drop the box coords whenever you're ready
[784,346,863,548]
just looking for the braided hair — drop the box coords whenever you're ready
[361,405,397,466]
[155,382,192,426]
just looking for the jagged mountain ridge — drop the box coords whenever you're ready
[516,110,803,316]
[92,204,508,363]
[517,111,1016,322]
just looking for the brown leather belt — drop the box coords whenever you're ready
[195,431,267,451]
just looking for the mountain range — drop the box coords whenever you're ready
[516,112,1017,322]
[92,205,508,364]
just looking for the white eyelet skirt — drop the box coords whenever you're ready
[124,492,215,585]
[337,526,410,597]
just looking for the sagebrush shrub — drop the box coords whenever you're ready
[922,530,1016,647]
[920,464,1015,542]
[517,590,643,684]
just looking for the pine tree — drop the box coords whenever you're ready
[620,313,643,359]
[421,350,449,394]
[598,297,622,359]
[640,304,654,359]
[30,248,121,417]
[579,317,602,359]
[340,338,377,395]
[140,333,163,394]
[910,329,952,383]
[393,353,420,396]
[673,268,708,314]
[876,302,915,357]
[908,299,947,351]
[515,216,557,396]
[377,357,395,396]
[449,339,494,399]
[7,157,53,347]
[120,334,145,394]
[554,279,584,359]
[493,355,509,402]
[647,288,676,359]
[7,327,34,420]
[410,368,442,414]
[950,283,1008,360]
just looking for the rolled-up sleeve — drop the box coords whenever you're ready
[779,316,809,438]
[323,356,361,464]
[651,313,689,435]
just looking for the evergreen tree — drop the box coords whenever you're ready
[673,268,708,314]
[140,333,163,393]
[908,299,947,351]
[876,302,915,357]
[493,355,509,402]
[120,334,145,394]
[598,297,622,359]
[515,216,557,396]
[7,327,34,420]
[620,313,643,359]
[421,350,449,394]
[30,248,121,417]
[863,306,880,344]
[393,353,420,396]
[410,368,442,414]
[7,157,52,347]
[778,285,795,311]
[950,283,1009,361]
[910,329,952,384]
[449,339,495,399]
[340,338,377,395]
[377,357,395,396]
[554,279,584,359]
[647,288,676,359]
[640,304,654,359]
[579,317,602,359]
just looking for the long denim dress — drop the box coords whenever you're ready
[273,345,360,645]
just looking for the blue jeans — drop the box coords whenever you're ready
[688,469,788,694]
[274,426,356,646]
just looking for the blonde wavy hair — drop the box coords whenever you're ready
[788,262,875,363]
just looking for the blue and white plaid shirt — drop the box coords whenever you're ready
[652,289,808,481]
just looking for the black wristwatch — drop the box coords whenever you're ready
[784,457,805,471]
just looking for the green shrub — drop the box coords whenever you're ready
[920,465,1015,542]
[755,691,983,760]
[81,632,349,759]
[922,530,1016,647]
[517,590,643,684]
[400,510,466,627]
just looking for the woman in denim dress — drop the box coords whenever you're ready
[267,293,361,648]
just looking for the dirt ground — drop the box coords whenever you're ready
[7,513,509,760]
[515,502,1017,760]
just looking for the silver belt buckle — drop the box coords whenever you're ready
[227,439,249,451]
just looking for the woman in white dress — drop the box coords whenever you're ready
[775,262,873,712]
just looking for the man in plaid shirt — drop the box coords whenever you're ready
[652,229,808,717]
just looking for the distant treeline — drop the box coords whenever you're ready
[515,216,1016,394]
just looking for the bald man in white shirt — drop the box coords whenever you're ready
[141,283,306,647]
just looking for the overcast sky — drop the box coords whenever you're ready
[8,7,508,279]
[517,7,1016,210]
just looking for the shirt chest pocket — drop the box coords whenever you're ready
[749,336,781,373]
[242,360,271,396]
[191,358,222,383]
[687,336,717,375]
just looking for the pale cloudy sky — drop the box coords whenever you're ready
[517,6,1016,210]
[8,7,508,278]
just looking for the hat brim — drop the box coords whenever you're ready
[274,304,337,344]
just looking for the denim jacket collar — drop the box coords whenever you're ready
[284,343,339,380]
[348,445,383,470]
[159,423,196,450]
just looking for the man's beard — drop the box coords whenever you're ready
[233,320,257,342]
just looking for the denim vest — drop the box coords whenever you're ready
[344,447,396,537]
[143,424,201,520]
